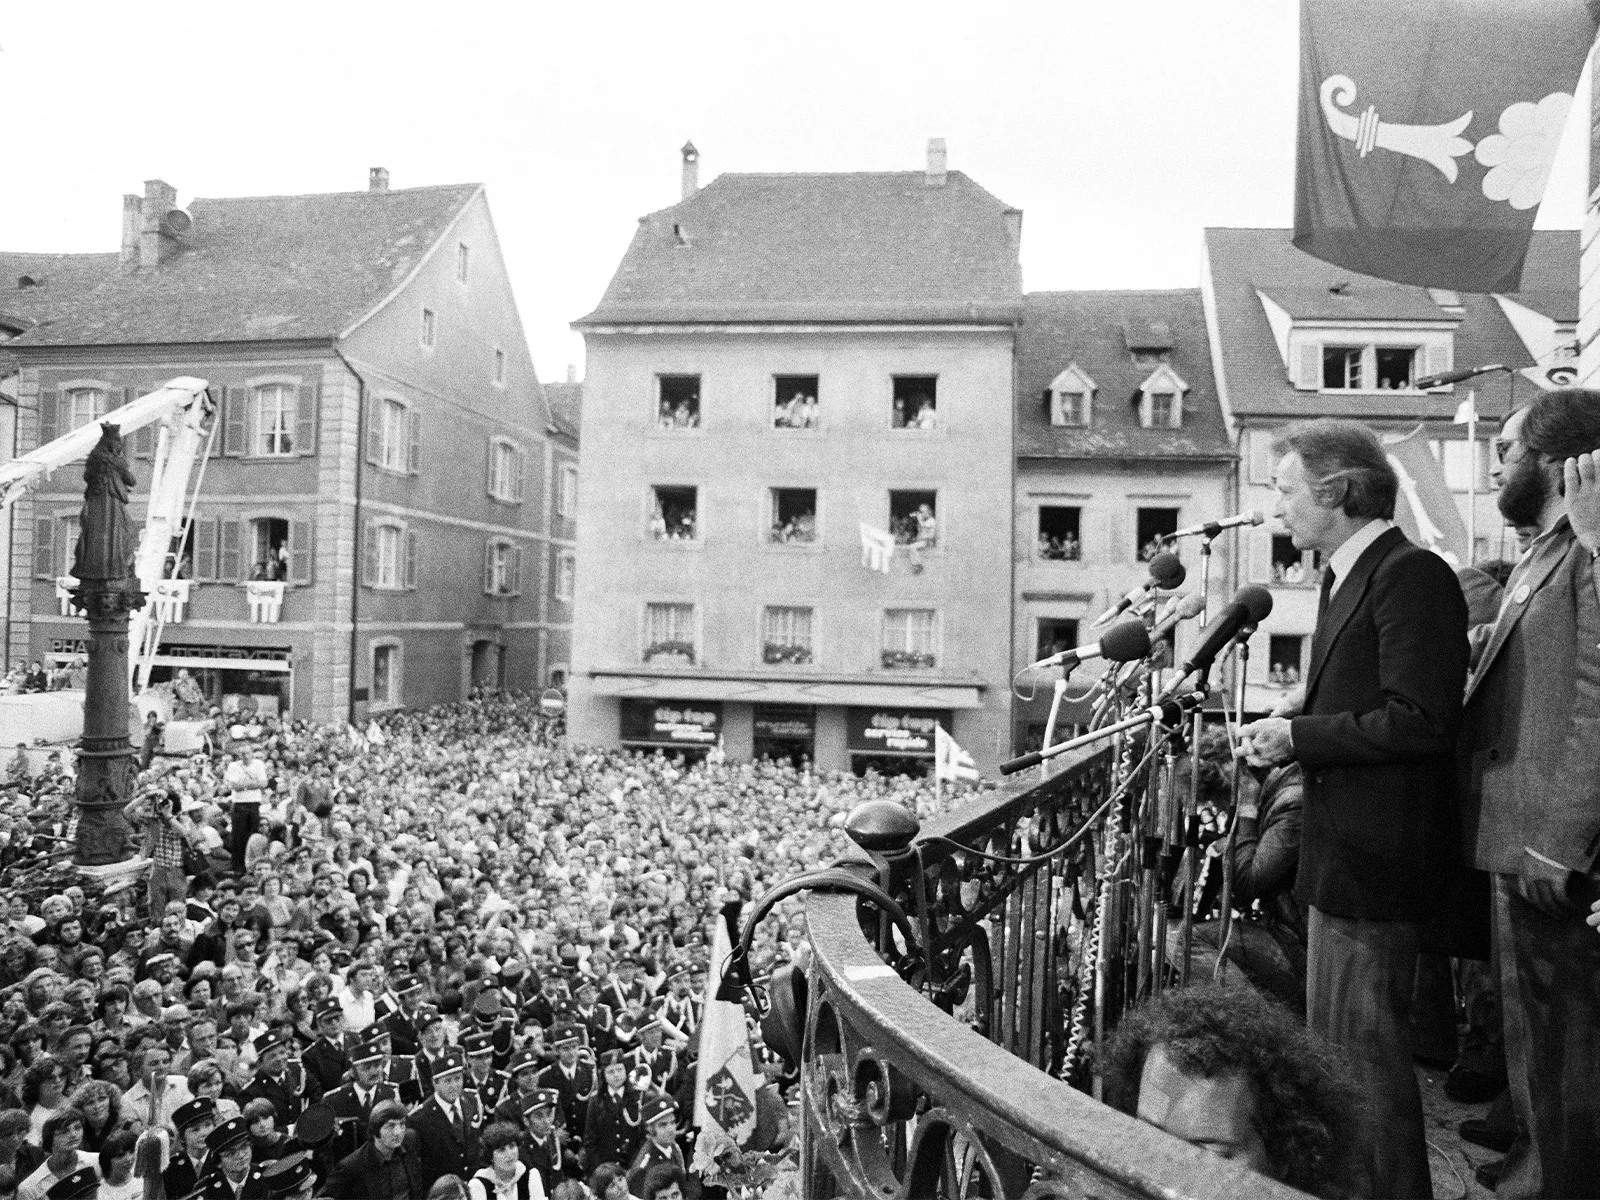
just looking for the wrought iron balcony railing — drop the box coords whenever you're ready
[794,745,1308,1199]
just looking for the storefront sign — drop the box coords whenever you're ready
[54,638,293,663]
[846,708,950,756]
[753,704,814,741]
[620,698,722,746]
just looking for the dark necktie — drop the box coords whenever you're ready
[1316,566,1335,624]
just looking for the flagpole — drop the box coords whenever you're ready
[1467,387,1477,564]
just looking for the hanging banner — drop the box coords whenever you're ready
[1293,0,1596,292]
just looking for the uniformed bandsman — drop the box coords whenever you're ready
[240,1031,320,1131]
[582,1049,643,1171]
[164,1097,219,1198]
[323,1031,398,1161]
[257,1150,316,1200]
[535,1025,594,1140]
[462,1031,508,1111]
[301,1000,350,1095]
[410,1006,451,1103]
[45,1167,99,1200]
[626,1094,687,1198]
[195,1115,266,1200]
[517,1088,578,1196]
[492,1049,546,1127]
[408,1048,480,1192]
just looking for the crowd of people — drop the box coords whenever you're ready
[0,692,976,1200]
[1,659,86,698]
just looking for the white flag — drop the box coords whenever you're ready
[1452,394,1477,424]
[859,523,896,574]
[935,723,979,783]
[692,905,760,1173]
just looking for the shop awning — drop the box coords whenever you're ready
[589,673,984,710]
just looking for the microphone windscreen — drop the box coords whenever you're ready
[1099,620,1152,662]
[1147,552,1185,589]
[1236,585,1274,623]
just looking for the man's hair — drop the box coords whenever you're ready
[1273,419,1398,520]
[640,1163,686,1199]
[1101,984,1356,1194]
[41,1108,85,1150]
[0,1109,30,1138]
[1519,388,1600,464]
[478,1121,521,1155]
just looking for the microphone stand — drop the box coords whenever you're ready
[1214,628,1255,980]
[1177,532,1214,985]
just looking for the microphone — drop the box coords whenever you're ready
[1164,511,1264,541]
[1027,619,1151,671]
[1171,586,1273,680]
[1148,592,1207,643]
[1093,552,1185,625]
[1413,363,1506,389]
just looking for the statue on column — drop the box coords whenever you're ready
[69,423,146,867]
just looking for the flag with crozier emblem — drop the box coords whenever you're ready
[691,902,760,1172]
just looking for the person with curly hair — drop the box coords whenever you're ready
[69,1079,138,1152]
[1101,984,1357,1197]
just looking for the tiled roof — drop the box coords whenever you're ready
[576,171,1023,325]
[543,380,582,439]
[1015,290,1234,461]
[1256,284,1449,323]
[4,184,481,347]
[1204,228,1576,423]
[0,251,121,332]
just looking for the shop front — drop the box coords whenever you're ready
[752,704,815,766]
[619,697,722,760]
[50,637,294,719]
[846,706,951,777]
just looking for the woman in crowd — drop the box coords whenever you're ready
[69,1080,137,1152]
[19,1059,68,1147]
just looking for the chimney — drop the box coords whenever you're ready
[680,141,699,200]
[925,137,948,187]
[139,179,179,272]
[369,167,390,193]
[566,364,577,384]
[120,195,142,267]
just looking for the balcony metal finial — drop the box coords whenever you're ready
[845,801,920,854]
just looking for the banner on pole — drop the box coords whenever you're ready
[692,904,760,1173]
[1385,426,1470,565]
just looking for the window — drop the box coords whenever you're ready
[421,307,437,349]
[769,488,817,544]
[882,608,937,669]
[643,602,695,664]
[555,551,576,602]
[1267,635,1304,687]
[493,348,506,386]
[762,606,814,664]
[1374,347,1417,390]
[1270,535,1316,585]
[1322,346,1363,390]
[1046,363,1096,427]
[889,490,937,547]
[483,539,522,596]
[251,385,296,456]
[1136,364,1187,428]
[1147,392,1177,427]
[557,464,578,517]
[488,439,524,502]
[773,375,819,429]
[456,243,470,284]
[649,486,698,541]
[371,642,401,707]
[371,398,418,473]
[67,387,112,432]
[892,375,938,429]
[657,375,701,428]
[249,518,289,581]
[363,520,417,590]
[32,515,78,579]
[1038,506,1082,560]
[1036,618,1080,663]
[1136,508,1179,561]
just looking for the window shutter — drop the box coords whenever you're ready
[403,530,419,589]
[1294,343,1320,391]
[1248,527,1273,583]
[33,518,54,578]
[485,441,496,498]
[407,410,421,474]
[1423,342,1452,386]
[223,387,246,455]
[365,399,382,466]
[194,517,218,581]
[38,391,61,444]
[513,449,526,502]
[1248,430,1275,484]
[288,520,313,584]
[297,384,318,456]
[218,520,242,581]
[362,519,377,587]
[483,540,494,594]
[512,545,523,594]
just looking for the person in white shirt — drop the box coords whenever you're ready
[17,1112,96,1200]
[337,963,381,1034]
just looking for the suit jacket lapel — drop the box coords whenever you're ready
[1464,532,1569,704]
[1305,527,1404,701]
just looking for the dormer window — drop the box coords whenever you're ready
[1136,363,1187,429]
[1046,363,1095,427]
[1295,339,1445,392]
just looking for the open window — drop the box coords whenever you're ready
[1322,346,1364,390]
[250,518,289,581]
[1037,506,1081,560]
[1136,364,1187,429]
[1136,508,1178,562]
[773,375,819,429]
[657,375,701,428]
[1036,617,1079,663]
[1046,364,1095,427]
[1374,347,1417,390]
[768,488,817,544]
[483,539,523,596]
[649,486,698,541]
[371,641,402,707]
[1268,635,1305,687]
[889,490,937,547]
[891,375,938,429]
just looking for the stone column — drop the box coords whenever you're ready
[69,424,146,866]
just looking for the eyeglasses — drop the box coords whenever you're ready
[1495,437,1553,464]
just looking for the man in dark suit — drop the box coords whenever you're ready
[240,1030,322,1132]
[1457,393,1600,1198]
[379,974,424,1059]
[323,1101,424,1199]
[322,1032,399,1162]
[408,1048,481,1191]
[627,1094,690,1199]
[1241,419,1467,1199]
[516,1088,579,1196]
[410,1006,450,1103]
[537,1025,594,1140]
[301,1000,350,1095]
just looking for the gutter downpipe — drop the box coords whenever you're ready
[334,345,366,726]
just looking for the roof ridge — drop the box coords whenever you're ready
[1026,288,1199,298]
[190,182,481,204]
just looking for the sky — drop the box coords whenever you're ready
[0,1,1589,384]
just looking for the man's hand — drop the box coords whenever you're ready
[1516,848,1580,919]
[1587,897,1600,933]
[1269,685,1306,719]
[1236,717,1294,768]
[1565,450,1600,554]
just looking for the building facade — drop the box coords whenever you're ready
[3,173,569,724]
[568,144,1020,773]
[1012,290,1235,754]
[1201,227,1576,709]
